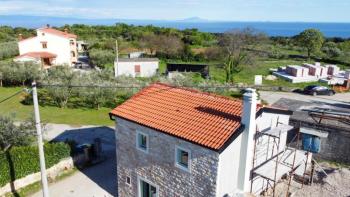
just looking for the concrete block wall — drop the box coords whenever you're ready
[116,118,219,197]
[290,120,350,163]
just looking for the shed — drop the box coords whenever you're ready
[114,58,159,78]
[166,63,209,78]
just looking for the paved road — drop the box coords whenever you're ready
[259,91,350,105]
[30,124,117,197]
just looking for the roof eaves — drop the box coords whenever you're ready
[110,113,227,152]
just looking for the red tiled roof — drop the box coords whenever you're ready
[39,27,77,39]
[110,83,247,150]
[15,52,57,59]
[18,36,36,42]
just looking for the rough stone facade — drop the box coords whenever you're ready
[289,119,350,163]
[116,118,220,197]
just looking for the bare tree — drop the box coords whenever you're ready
[219,28,266,83]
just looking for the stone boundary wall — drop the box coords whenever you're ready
[289,120,350,163]
[0,157,73,196]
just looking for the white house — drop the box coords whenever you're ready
[114,58,159,78]
[110,83,310,197]
[14,26,78,68]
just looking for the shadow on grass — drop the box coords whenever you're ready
[5,149,20,197]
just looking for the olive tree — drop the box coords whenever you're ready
[0,116,35,150]
[297,29,324,60]
[322,42,342,58]
[42,66,77,108]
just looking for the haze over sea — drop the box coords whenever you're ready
[1,15,350,38]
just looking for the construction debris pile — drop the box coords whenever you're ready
[274,162,350,197]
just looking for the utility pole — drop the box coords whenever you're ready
[115,39,119,77]
[32,81,50,197]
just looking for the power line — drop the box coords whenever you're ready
[0,89,28,104]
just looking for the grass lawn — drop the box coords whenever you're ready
[0,87,114,126]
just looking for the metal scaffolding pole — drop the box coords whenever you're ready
[32,82,50,197]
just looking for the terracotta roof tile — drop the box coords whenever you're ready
[39,27,77,39]
[110,83,247,151]
[15,52,57,59]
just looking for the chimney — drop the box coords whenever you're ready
[237,88,257,192]
[18,34,23,41]
[46,24,50,28]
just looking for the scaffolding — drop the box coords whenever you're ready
[250,121,310,197]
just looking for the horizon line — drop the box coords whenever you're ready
[1,14,350,24]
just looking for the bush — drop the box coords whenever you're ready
[0,42,18,60]
[0,142,71,187]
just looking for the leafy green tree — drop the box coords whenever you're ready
[42,66,77,108]
[322,42,342,58]
[297,29,324,60]
[89,49,115,69]
[0,116,35,150]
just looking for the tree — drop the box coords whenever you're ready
[42,66,77,108]
[219,28,263,83]
[297,29,324,60]
[0,116,35,150]
[89,49,115,69]
[322,42,342,58]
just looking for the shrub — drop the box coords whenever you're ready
[0,142,71,187]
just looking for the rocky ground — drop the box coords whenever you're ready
[273,162,350,197]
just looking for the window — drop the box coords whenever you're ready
[135,65,141,77]
[70,40,75,46]
[71,51,76,58]
[126,176,131,186]
[175,146,191,171]
[138,177,158,197]
[136,132,148,153]
[42,42,47,49]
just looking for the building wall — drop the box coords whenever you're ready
[18,30,77,66]
[116,117,219,197]
[290,119,350,163]
[114,61,159,77]
[216,133,243,197]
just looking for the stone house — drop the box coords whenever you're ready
[110,83,299,197]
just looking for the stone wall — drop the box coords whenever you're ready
[289,120,350,163]
[0,157,74,196]
[116,118,220,197]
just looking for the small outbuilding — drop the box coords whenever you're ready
[114,58,159,78]
[166,63,209,78]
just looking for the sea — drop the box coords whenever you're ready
[1,15,350,38]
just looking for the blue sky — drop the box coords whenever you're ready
[0,0,349,22]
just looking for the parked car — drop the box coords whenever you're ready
[303,85,335,96]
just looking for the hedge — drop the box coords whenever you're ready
[0,142,71,187]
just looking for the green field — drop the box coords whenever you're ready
[0,87,114,126]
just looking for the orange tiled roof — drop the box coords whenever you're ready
[39,27,77,39]
[110,83,248,151]
[16,52,57,59]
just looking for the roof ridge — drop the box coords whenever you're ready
[150,82,242,103]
